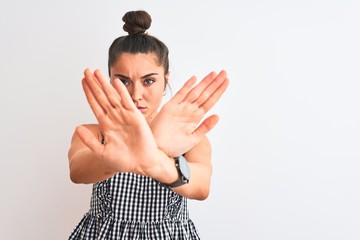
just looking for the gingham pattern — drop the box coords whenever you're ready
[68,172,201,239]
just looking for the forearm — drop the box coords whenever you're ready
[175,161,212,200]
[69,147,212,199]
[69,148,116,184]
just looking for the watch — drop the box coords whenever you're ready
[168,155,191,188]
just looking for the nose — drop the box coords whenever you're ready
[130,83,143,102]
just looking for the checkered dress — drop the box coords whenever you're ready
[68,172,201,239]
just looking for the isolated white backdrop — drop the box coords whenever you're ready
[0,0,359,239]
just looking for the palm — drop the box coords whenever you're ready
[151,70,229,157]
[77,69,158,173]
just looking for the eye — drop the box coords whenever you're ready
[120,79,130,87]
[144,78,155,86]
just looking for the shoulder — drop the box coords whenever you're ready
[78,123,100,130]
[68,123,101,159]
[77,123,101,134]
[70,123,102,145]
[194,135,212,152]
[184,135,212,163]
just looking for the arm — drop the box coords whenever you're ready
[68,123,211,200]
[172,136,213,200]
[68,124,117,183]
[68,68,164,183]
[148,70,229,199]
[68,68,227,201]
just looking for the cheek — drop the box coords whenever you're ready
[147,88,164,105]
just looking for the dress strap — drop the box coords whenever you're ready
[101,133,105,144]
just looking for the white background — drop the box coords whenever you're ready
[1,0,359,239]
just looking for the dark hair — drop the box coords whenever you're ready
[108,10,169,77]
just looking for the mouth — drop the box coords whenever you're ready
[137,106,146,112]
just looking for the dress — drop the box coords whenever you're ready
[68,172,201,240]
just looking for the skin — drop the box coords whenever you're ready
[68,53,229,200]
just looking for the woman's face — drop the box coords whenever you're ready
[110,53,167,123]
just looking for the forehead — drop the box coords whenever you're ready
[113,53,162,71]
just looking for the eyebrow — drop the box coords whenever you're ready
[114,73,159,79]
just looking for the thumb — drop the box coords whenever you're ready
[76,125,103,156]
[193,114,219,136]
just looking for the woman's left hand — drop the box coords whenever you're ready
[150,70,229,157]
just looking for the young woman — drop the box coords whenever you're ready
[68,10,229,239]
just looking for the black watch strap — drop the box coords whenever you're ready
[167,155,190,188]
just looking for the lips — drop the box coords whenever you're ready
[137,106,146,112]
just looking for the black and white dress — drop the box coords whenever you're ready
[68,172,201,239]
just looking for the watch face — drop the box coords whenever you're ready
[178,155,191,180]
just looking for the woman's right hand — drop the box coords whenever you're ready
[75,68,160,174]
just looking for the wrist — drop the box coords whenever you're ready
[164,155,190,188]
[142,148,179,184]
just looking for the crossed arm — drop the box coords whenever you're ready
[68,68,229,200]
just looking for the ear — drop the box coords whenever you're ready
[164,71,170,89]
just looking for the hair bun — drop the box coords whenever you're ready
[122,10,152,35]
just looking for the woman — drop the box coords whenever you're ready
[68,10,229,239]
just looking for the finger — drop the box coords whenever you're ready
[112,78,137,110]
[82,78,106,120]
[94,69,121,108]
[83,68,113,113]
[193,70,228,107]
[193,115,220,136]
[200,77,229,112]
[170,76,197,103]
[183,71,217,103]
[76,125,103,157]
